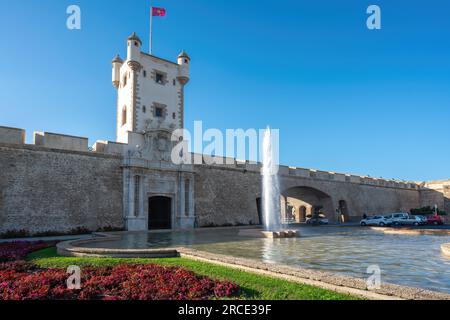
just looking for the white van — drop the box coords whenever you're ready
[384,213,409,226]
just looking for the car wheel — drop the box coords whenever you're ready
[379,222,385,226]
[413,222,419,226]
[434,221,438,225]
[361,222,366,226]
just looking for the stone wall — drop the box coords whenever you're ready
[194,165,261,227]
[194,163,422,226]
[0,127,443,233]
[421,179,450,214]
[445,186,450,214]
[0,144,123,234]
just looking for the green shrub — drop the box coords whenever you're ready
[410,206,447,216]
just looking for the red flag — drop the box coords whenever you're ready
[152,7,166,17]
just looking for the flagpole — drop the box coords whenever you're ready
[149,5,153,54]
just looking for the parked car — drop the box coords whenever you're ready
[414,215,428,225]
[384,213,409,226]
[427,215,444,226]
[305,216,329,225]
[360,216,391,226]
[397,215,427,226]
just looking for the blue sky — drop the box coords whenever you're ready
[0,0,449,181]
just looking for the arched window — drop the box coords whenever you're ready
[122,106,127,126]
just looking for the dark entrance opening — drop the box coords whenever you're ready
[299,206,307,222]
[256,198,263,225]
[148,196,172,230]
[339,200,350,223]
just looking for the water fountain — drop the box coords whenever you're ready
[262,127,281,231]
[239,127,299,238]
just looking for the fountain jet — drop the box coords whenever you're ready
[262,127,281,231]
[239,127,299,238]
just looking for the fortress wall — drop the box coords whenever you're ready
[0,143,124,234]
[194,164,421,226]
[193,165,261,227]
[445,187,450,214]
[420,180,450,213]
[0,126,25,145]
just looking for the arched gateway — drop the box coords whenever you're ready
[282,186,336,222]
[148,196,172,230]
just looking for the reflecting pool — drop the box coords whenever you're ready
[82,227,450,293]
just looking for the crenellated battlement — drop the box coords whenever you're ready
[0,125,422,190]
[191,153,420,190]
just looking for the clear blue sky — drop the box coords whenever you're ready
[0,0,449,181]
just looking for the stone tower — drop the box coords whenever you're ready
[112,32,190,143]
[111,32,194,231]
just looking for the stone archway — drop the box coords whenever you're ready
[148,196,172,230]
[281,186,335,222]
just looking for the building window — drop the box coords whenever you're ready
[152,70,168,85]
[155,72,164,84]
[172,112,176,119]
[173,79,176,86]
[122,106,127,126]
[142,106,146,113]
[185,179,190,216]
[123,74,127,87]
[152,103,167,119]
[134,176,140,217]
[143,70,147,78]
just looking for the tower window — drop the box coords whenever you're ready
[172,112,176,119]
[152,69,167,85]
[122,106,127,126]
[155,73,164,84]
[173,79,176,86]
[152,102,167,119]
[143,70,147,78]
[142,106,146,113]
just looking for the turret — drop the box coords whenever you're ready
[177,50,190,85]
[112,55,123,89]
[127,32,142,71]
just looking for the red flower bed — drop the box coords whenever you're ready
[0,241,56,262]
[0,262,239,300]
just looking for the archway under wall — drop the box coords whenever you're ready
[282,186,336,223]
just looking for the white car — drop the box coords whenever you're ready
[386,214,426,226]
[360,216,391,226]
[305,216,329,225]
[384,213,410,226]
